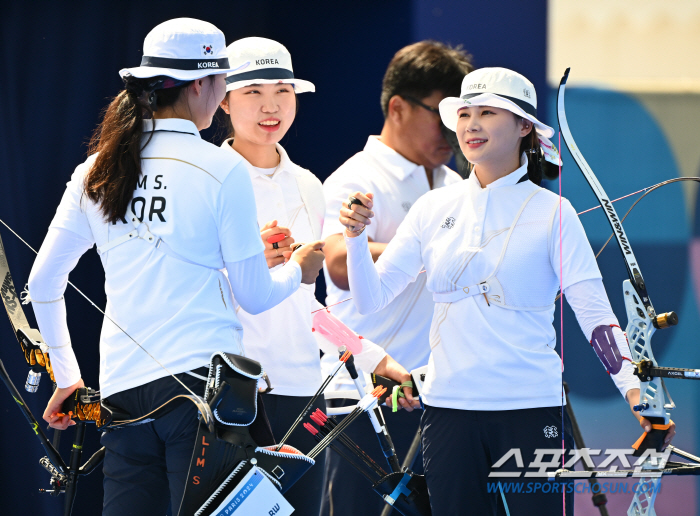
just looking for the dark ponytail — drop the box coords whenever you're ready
[84,75,191,223]
[519,124,561,186]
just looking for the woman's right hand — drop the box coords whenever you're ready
[340,192,374,237]
[43,378,85,430]
[261,220,294,268]
[289,241,326,284]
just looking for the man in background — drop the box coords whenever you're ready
[320,40,473,516]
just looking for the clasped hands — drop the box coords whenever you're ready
[260,220,325,284]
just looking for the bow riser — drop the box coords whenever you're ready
[625,279,668,516]
[624,280,674,422]
[628,478,660,516]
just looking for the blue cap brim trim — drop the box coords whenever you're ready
[226,68,294,85]
[461,92,537,117]
[140,56,230,71]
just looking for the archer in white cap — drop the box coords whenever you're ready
[218,37,415,514]
[338,67,671,515]
[26,19,325,515]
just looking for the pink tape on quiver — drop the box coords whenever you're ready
[311,310,363,354]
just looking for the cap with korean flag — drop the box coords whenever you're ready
[224,37,315,93]
[119,18,240,81]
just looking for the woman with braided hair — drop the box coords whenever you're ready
[26,18,324,515]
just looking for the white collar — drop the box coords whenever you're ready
[470,153,529,190]
[363,136,428,181]
[142,118,200,138]
[221,139,298,179]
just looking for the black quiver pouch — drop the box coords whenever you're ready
[373,470,432,516]
[177,352,314,516]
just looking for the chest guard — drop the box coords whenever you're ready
[432,188,561,311]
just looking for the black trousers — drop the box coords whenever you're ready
[320,398,424,516]
[262,393,327,516]
[101,369,206,516]
[421,405,574,516]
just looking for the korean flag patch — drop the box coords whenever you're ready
[202,44,214,56]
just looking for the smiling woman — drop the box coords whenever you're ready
[337,67,673,516]
[21,18,331,516]
[216,36,412,516]
[221,80,298,163]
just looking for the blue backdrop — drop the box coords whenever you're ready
[9,2,654,515]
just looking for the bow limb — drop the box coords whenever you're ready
[557,68,656,319]
[0,218,214,433]
[557,68,677,516]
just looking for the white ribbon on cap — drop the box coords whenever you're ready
[539,135,562,166]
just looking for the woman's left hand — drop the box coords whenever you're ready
[626,388,676,449]
[373,355,421,412]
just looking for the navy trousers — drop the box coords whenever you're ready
[100,369,206,516]
[421,405,574,516]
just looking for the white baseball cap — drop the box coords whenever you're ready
[224,37,315,93]
[439,67,554,138]
[119,18,239,81]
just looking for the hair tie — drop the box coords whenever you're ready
[124,81,144,97]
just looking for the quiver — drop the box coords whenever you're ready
[177,352,314,516]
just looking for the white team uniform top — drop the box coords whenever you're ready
[39,119,268,398]
[220,141,387,396]
[321,136,462,391]
[345,157,638,411]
